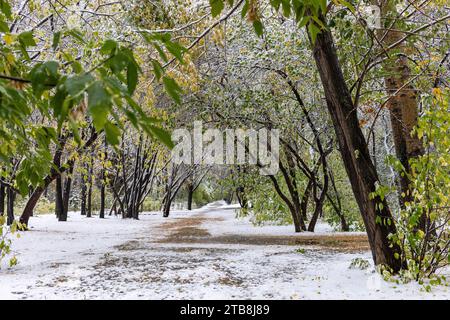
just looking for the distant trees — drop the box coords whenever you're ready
[162,164,207,217]
[109,133,162,219]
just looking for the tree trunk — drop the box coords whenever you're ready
[300,179,313,221]
[163,197,171,218]
[0,182,5,216]
[6,187,15,225]
[379,1,424,212]
[19,130,98,226]
[268,174,303,233]
[307,202,322,232]
[99,180,105,219]
[55,177,63,220]
[87,160,93,218]
[308,171,328,232]
[87,184,92,218]
[60,161,74,222]
[80,173,87,216]
[278,155,306,232]
[310,19,403,271]
[99,137,107,219]
[187,183,194,210]
[236,186,248,209]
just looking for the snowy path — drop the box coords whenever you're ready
[0,202,448,299]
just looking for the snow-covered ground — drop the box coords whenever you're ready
[0,201,448,299]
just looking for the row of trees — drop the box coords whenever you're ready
[1,0,449,281]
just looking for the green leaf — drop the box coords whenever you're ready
[311,15,327,29]
[52,31,61,50]
[0,0,12,19]
[308,23,321,44]
[108,52,130,75]
[101,39,117,55]
[68,118,82,145]
[338,0,356,13]
[104,122,121,145]
[241,0,249,18]
[71,61,83,74]
[44,61,59,79]
[319,0,327,13]
[0,17,8,32]
[298,16,310,28]
[151,60,163,80]
[127,62,138,95]
[281,0,291,17]
[165,41,186,63]
[18,31,36,47]
[66,29,86,43]
[29,61,59,97]
[210,0,224,18]
[253,20,264,37]
[88,82,112,130]
[270,0,282,11]
[149,125,174,149]
[153,43,168,62]
[18,31,36,60]
[65,74,94,97]
[163,76,183,104]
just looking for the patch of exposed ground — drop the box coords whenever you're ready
[156,213,369,253]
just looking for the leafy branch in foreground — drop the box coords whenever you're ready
[0,216,22,268]
[1,0,184,197]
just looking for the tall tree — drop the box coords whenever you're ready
[309,15,402,271]
[378,0,424,212]
[0,182,5,216]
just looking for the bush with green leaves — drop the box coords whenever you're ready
[234,172,293,226]
[192,185,213,209]
[372,89,450,282]
[0,217,22,268]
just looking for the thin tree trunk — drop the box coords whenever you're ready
[0,182,5,216]
[87,183,92,218]
[99,179,105,219]
[55,176,63,219]
[55,175,63,220]
[163,197,171,218]
[87,158,93,218]
[279,156,306,231]
[236,186,248,209]
[328,169,349,232]
[300,179,313,221]
[6,187,15,225]
[268,174,303,232]
[99,139,107,219]
[308,174,328,232]
[310,18,403,271]
[60,161,74,221]
[19,129,98,227]
[187,182,194,210]
[80,172,87,216]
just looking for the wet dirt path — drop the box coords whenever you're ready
[156,209,370,253]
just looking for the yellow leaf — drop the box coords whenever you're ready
[3,34,14,45]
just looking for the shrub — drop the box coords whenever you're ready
[0,217,22,268]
